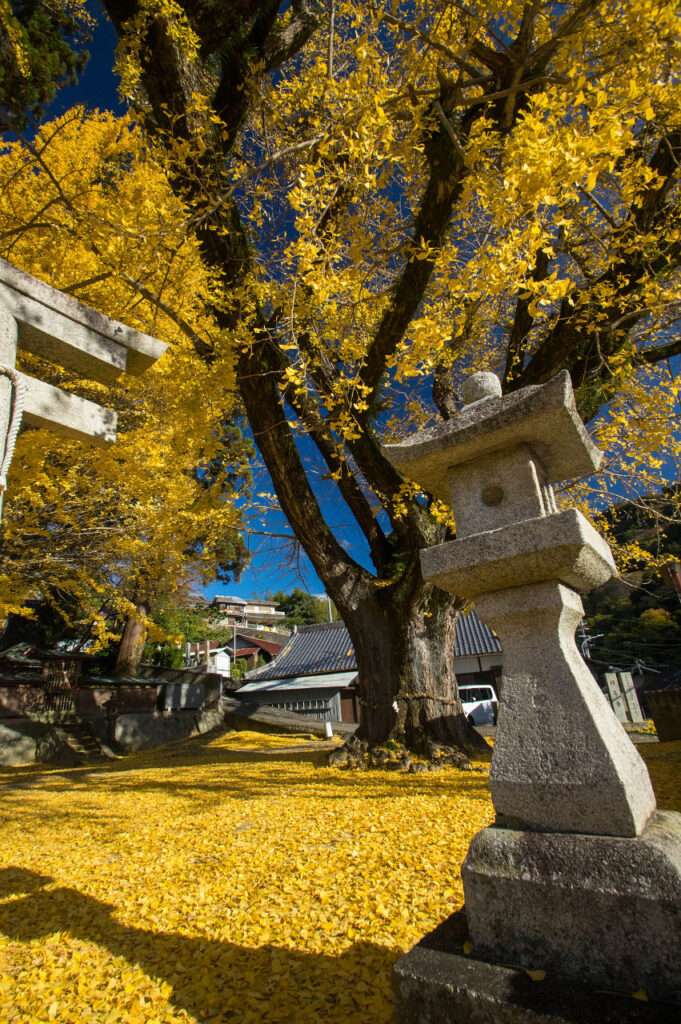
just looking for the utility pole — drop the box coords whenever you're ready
[578,619,591,660]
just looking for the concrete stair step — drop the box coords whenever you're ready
[60,725,109,761]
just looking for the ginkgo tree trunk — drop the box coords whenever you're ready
[114,596,151,677]
[86,0,681,750]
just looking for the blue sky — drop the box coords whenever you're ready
[49,3,123,118]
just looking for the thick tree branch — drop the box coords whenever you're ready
[638,338,681,365]
[262,0,318,72]
[358,99,468,398]
[503,248,549,386]
[358,4,607,405]
[634,130,681,233]
[237,337,374,607]
[255,328,393,573]
[432,362,459,420]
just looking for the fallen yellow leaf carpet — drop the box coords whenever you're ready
[0,730,677,1024]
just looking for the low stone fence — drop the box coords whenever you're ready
[0,680,160,718]
[92,708,226,752]
[0,676,218,721]
[136,664,232,700]
[646,688,681,742]
[0,708,227,765]
[137,664,220,686]
[75,685,158,715]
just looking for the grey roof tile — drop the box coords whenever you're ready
[245,621,355,681]
[455,611,502,657]
[244,611,500,681]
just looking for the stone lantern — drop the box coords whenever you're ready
[384,370,681,1019]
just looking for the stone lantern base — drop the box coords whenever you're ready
[393,940,679,1024]
[462,810,681,1004]
[393,811,681,1023]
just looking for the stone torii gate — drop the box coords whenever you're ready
[0,258,167,517]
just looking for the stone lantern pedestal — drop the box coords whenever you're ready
[384,371,681,1022]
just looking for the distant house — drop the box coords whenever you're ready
[208,596,287,630]
[237,621,358,722]
[185,632,284,676]
[236,612,503,723]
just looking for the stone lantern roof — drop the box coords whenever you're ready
[382,371,601,506]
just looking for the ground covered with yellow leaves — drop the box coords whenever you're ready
[0,729,678,1024]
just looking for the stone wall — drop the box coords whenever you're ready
[136,665,228,698]
[0,719,42,765]
[0,709,226,764]
[647,689,681,742]
[0,684,44,717]
[91,708,225,752]
[137,665,219,685]
[73,686,158,716]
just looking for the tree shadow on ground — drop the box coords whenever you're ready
[0,868,397,1023]
[0,736,491,804]
[0,728,334,787]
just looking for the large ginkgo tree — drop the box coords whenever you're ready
[6,0,681,749]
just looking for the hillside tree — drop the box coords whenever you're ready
[0,0,91,129]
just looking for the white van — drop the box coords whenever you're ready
[459,684,498,726]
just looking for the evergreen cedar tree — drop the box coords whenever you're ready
[270,588,337,627]
[4,1,681,750]
[0,0,90,129]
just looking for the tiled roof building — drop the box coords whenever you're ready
[243,621,355,681]
[237,611,502,723]
[455,611,502,658]
[244,611,500,682]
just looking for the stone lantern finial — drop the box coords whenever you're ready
[460,370,502,406]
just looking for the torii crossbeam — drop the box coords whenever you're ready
[0,258,167,517]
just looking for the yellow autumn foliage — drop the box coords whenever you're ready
[0,730,678,1023]
[106,0,681,570]
[0,109,246,634]
[222,0,681,482]
[3,2,678,588]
